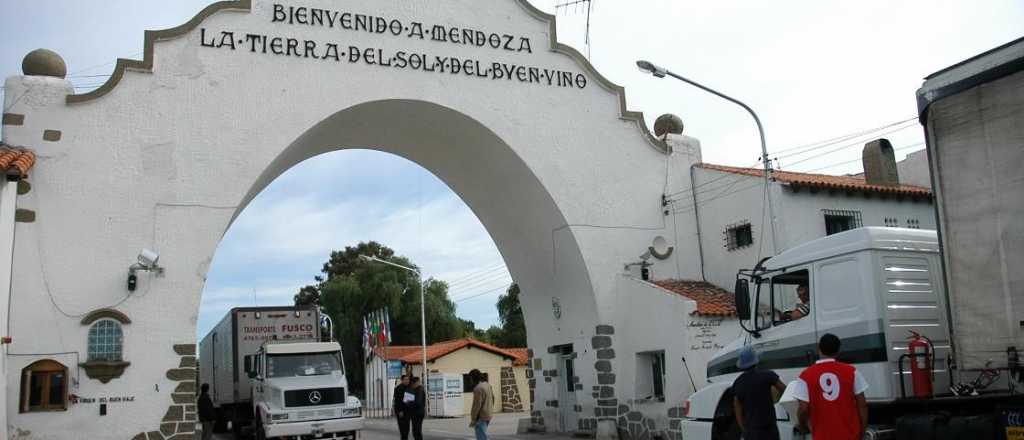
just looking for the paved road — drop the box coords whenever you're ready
[211,412,572,440]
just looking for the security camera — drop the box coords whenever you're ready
[138,248,160,269]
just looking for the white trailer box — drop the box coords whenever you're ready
[917,36,1024,370]
[199,306,321,407]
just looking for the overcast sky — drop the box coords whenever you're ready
[2,1,1021,338]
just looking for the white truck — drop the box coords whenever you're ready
[682,37,1024,439]
[199,306,364,439]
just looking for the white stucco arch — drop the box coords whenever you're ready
[2,0,710,437]
[234,98,599,344]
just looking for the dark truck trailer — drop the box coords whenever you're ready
[198,306,321,434]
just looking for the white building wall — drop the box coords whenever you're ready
[0,180,18,436]
[0,0,709,437]
[593,276,740,436]
[694,168,937,290]
[896,149,933,189]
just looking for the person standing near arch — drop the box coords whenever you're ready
[408,377,427,440]
[197,383,216,440]
[468,369,494,440]
[393,374,412,440]
[792,334,869,440]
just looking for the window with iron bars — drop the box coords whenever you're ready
[724,221,753,251]
[822,209,862,235]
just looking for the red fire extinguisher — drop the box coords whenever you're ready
[908,330,934,398]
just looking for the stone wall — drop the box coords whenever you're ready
[131,344,197,440]
[500,366,525,412]
[590,325,658,440]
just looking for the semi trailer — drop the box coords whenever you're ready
[199,306,363,439]
[681,37,1024,439]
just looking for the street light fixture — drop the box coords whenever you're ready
[636,59,777,253]
[359,255,429,387]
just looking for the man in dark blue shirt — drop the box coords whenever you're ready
[732,346,787,440]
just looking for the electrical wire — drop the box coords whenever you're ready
[445,264,508,287]
[449,272,514,297]
[670,141,927,216]
[453,283,513,303]
[664,117,918,200]
[770,121,917,163]
[768,117,916,156]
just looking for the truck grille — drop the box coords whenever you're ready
[284,387,345,407]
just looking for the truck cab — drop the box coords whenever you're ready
[245,341,364,440]
[683,228,951,439]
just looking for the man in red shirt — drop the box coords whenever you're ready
[791,333,869,440]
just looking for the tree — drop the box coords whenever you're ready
[293,241,465,394]
[459,318,490,343]
[493,283,527,347]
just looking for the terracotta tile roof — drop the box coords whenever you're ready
[654,280,737,317]
[0,145,36,178]
[508,348,530,366]
[696,163,932,198]
[383,339,522,364]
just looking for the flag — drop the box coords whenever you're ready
[370,312,381,348]
[378,309,385,347]
[364,315,373,364]
[384,307,392,344]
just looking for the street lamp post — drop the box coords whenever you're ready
[360,255,429,388]
[636,60,777,254]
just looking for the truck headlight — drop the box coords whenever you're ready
[342,407,361,418]
[271,412,290,422]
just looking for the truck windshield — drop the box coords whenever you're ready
[267,352,343,378]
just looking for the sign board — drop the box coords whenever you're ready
[388,360,403,379]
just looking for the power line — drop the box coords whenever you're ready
[800,142,925,174]
[768,117,916,156]
[666,117,919,200]
[445,264,508,287]
[449,272,513,296]
[671,141,927,216]
[454,283,512,303]
[773,122,917,162]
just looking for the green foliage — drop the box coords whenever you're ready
[293,242,530,392]
[459,318,490,343]
[294,241,463,394]
[492,283,527,348]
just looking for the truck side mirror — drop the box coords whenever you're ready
[244,355,255,376]
[734,279,751,321]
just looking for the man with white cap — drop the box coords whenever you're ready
[732,346,787,440]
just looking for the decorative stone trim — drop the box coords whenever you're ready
[79,360,131,383]
[42,129,62,142]
[14,209,35,223]
[499,366,524,412]
[80,308,132,325]
[131,344,197,440]
[2,113,24,126]
[666,406,686,440]
[588,324,660,440]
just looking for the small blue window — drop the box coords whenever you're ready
[87,320,123,362]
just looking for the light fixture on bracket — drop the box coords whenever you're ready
[127,248,164,292]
